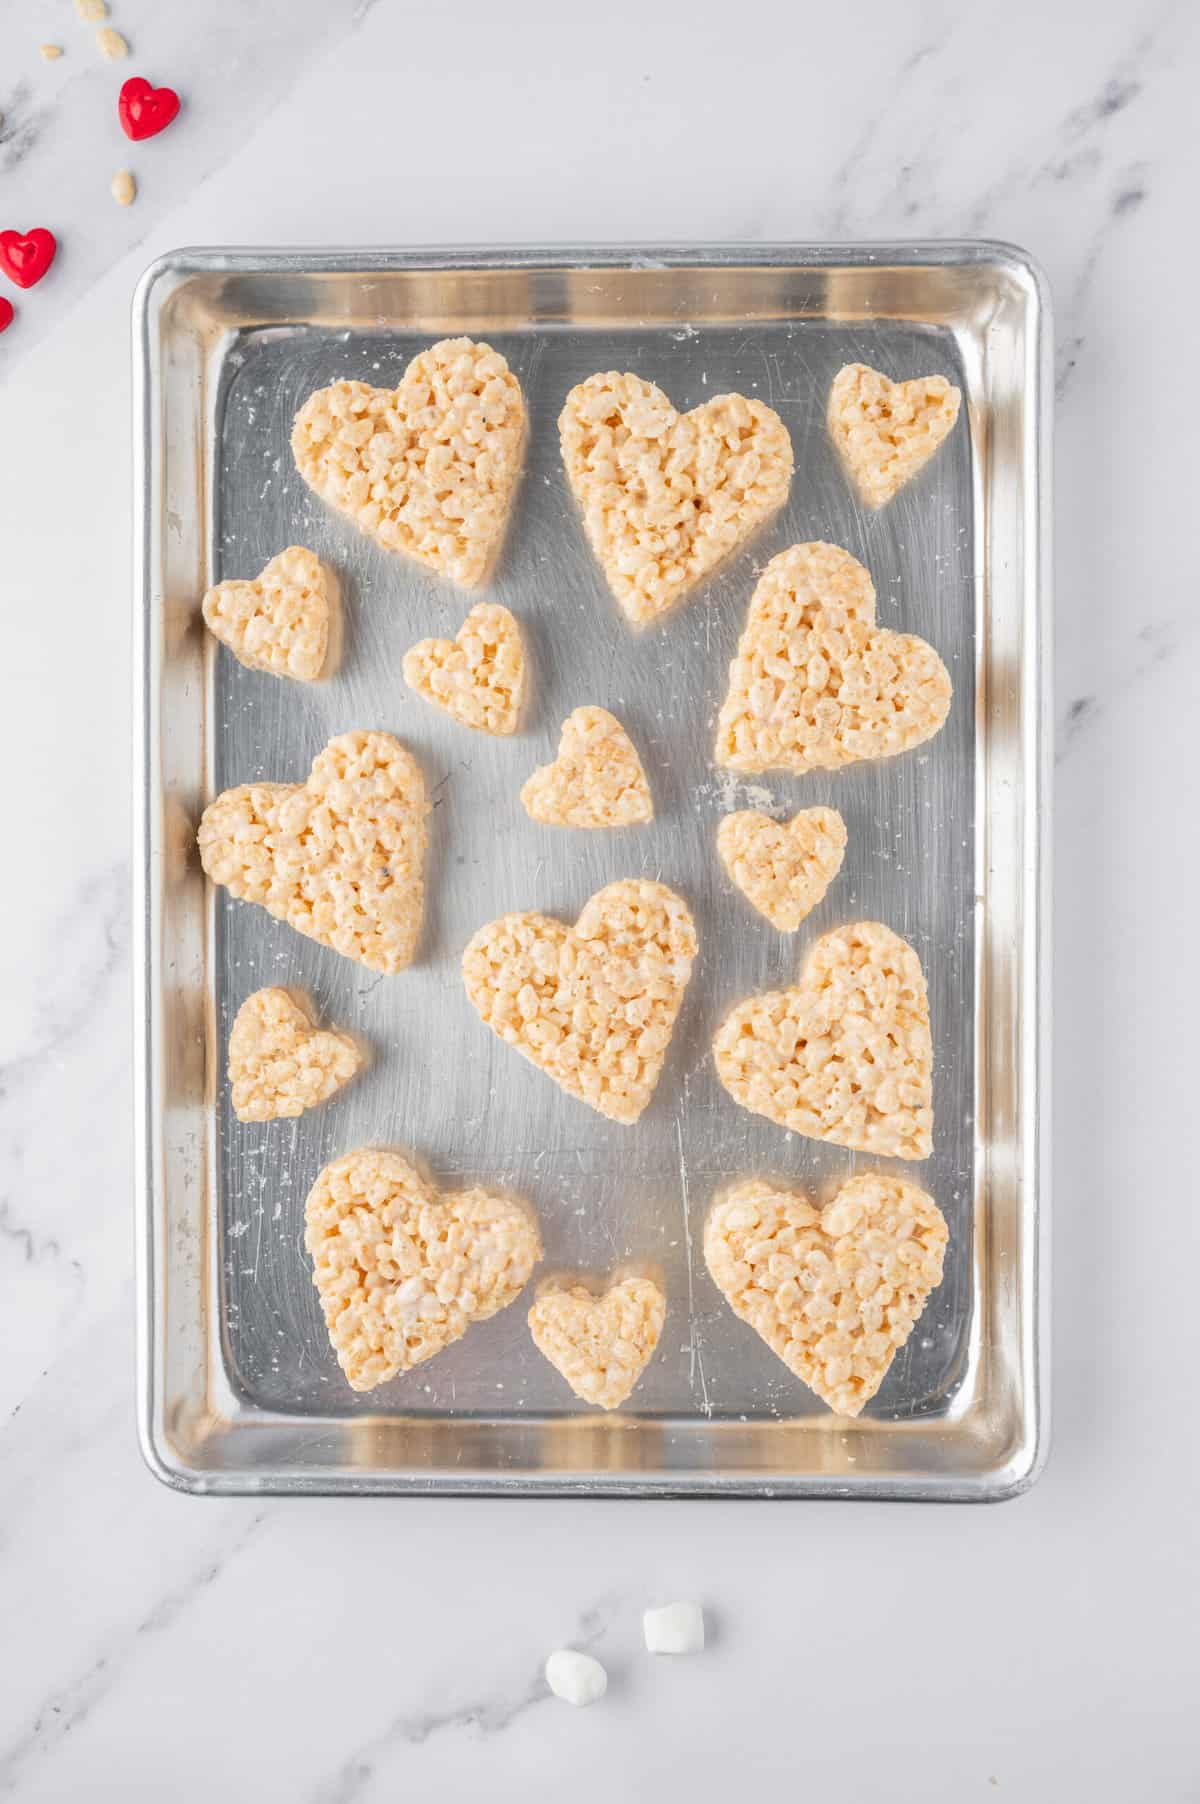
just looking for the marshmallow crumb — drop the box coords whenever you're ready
[643,1602,705,1655]
[545,1650,607,1707]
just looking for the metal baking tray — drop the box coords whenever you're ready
[134,244,1051,1498]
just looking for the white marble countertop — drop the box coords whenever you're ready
[2,0,1197,1797]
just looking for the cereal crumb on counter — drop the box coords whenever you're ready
[705,1174,948,1415]
[462,879,696,1125]
[560,370,792,626]
[96,25,129,59]
[712,919,934,1159]
[228,988,361,1123]
[304,1148,541,1392]
[40,44,64,61]
[521,706,652,828]
[529,1275,666,1408]
[402,602,525,735]
[110,168,136,206]
[74,0,108,19]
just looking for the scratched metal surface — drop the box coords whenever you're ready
[211,314,975,1427]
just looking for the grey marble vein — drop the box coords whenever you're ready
[309,1594,623,1803]
[0,1511,267,1797]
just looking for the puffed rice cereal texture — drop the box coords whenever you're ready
[228,987,361,1123]
[201,546,333,682]
[305,1148,542,1392]
[560,371,793,626]
[402,601,526,735]
[828,362,961,509]
[197,730,428,975]
[292,338,526,588]
[521,706,652,827]
[712,920,933,1159]
[715,541,951,774]
[717,806,846,932]
[462,879,697,1125]
[528,1275,666,1410]
[705,1173,948,1416]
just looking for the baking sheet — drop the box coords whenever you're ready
[135,247,1050,1496]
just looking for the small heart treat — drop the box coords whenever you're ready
[560,371,793,626]
[715,542,951,774]
[0,298,13,334]
[0,228,56,289]
[201,546,335,682]
[292,338,526,588]
[828,362,961,509]
[712,920,933,1159]
[402,602,526,735]
[529,1275,666,1410]
[305,1148,542,1392]
[521,706,652,828]
[717,806,847,932]
[462,879,697,1125]
[198,730,428,974]
[228,988,361,1123]
[118,76,182,141]
[704,1173,948,1416]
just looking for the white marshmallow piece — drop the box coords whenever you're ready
[544,1649,608,1707]
[643,1601,705,1655]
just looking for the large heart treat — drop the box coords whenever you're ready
[712,920,933,1159]
[715,542,951,774]
[559,371,793,626]
[521,706,653,827]
[402,601,526,735]
[704,1173,948,1416]
[828,362,961,509]
[717,806,847,932]
[228,987,361,1122]
[198,730,428,974]
[462,879,697,1125]
[528,1275,666,1410]
[305,1149,542,1392]
[292,337,526,588]
[202,546,334,682]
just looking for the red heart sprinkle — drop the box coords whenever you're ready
[119,76,181,142]
[0,229,57,289]
[0,297,13,333]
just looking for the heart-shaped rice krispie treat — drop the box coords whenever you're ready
[462,879,697,1125]
[528,1275,666,1410]
[403,602,526,735]
[305,1148,542,1392]
[560,371,793,626]
[712,920,933,1159]
[715,542,951,774]
[292,338,526,588]
[201,546,334,682]
[705,1173,948,1416]
[198,730,428,975]
[228,987,361,1122]
[717,806,847,932]
[828,362,961,509]
[520,706,652,827]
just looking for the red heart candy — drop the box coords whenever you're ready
[0,297,13,333]
[119,76,181,142]
[0,229,57,289]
